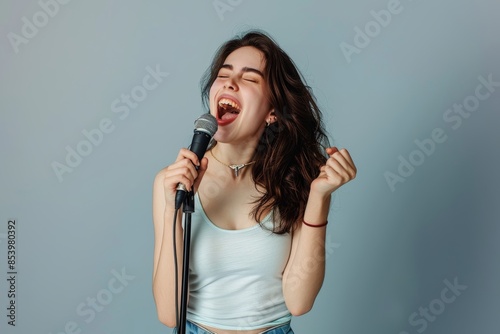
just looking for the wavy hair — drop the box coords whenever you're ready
[201,30,330,234]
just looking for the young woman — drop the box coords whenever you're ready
[153,31,356,334]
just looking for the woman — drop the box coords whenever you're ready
[153,30,356,333]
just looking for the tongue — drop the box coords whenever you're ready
[221,112,239,120]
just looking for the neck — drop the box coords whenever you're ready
[211,142,256,166]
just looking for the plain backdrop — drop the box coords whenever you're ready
[1,0,499,333]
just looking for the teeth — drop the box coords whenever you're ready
[218,98,240,111]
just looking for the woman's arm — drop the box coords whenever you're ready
[282,147,356,315]
[152,149,208,327]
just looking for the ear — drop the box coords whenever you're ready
[266,109,277,125]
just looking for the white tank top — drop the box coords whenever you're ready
[186,193,292,330]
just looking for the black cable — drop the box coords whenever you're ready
[172,208,180,330]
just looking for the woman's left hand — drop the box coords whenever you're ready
[311,147,357,196]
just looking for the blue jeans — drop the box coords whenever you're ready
[174,320,294,333]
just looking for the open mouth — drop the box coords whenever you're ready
[217,97,241,121]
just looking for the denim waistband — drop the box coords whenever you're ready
[175,320,294,334]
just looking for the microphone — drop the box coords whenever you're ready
[174,113,218,209]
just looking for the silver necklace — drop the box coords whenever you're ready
[210,150,256,177]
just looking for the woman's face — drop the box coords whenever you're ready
[209,46,274,145]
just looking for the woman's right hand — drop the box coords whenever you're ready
[157,148,209,208]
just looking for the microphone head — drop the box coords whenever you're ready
[194,113,218,136]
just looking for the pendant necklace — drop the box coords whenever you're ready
[210,150,256,177]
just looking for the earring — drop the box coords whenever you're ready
[266,120,270,127]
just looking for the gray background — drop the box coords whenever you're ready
[1,0,499,333]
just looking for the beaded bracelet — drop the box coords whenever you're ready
[303,220,328,228]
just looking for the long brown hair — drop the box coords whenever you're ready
[201,30,330,234]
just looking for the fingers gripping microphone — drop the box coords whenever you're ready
[175,113,218,209]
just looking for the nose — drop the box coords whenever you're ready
[223,76,238,91]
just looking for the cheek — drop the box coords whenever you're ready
[209,84,216,101]
[253,88,272,110]
[208,84,219,112]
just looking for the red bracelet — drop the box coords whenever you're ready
[303,220,328,228]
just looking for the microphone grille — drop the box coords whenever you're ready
[194,113,218,136]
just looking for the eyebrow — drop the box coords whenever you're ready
[220,64,264,78]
